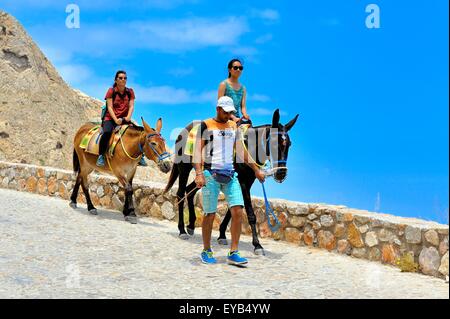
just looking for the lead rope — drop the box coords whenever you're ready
[261,181,281,232]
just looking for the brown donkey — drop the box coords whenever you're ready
[70,118,172,223]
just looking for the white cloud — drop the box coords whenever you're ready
[224,46,259,58]
[134,85,216,105]
[130,17,249,52]
[374,192,381,212]
[252,108,273,115]
[248,94,270,102]
[251,9,280,23]
[30,16,250,56]
[40,46,72,64]
[58,64,92,85]
[255,33,273,44]
[252,108,287,116]
[2,0,199,10]
[168,67,194,78]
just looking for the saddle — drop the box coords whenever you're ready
[79,124,130,156]
[184,124,201,156]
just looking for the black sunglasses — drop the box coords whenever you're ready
[232,66,244,71]
[118,76,127,80]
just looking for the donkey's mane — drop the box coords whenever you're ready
[128,125,144,132]
[248,124,271,130]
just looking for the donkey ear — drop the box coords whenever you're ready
[272,109,280,128]
[155,118,162,133]
[285,114,299,132]
[141,117,152,133]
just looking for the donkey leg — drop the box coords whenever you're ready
[69,174,82,208]
[186,181,199,235]
[123,184,137,224]
[218,209,231,245]
[80,175,97,215]
[176,168,191,239]
[242,182,264,255]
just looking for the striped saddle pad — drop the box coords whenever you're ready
[79,124,130,156]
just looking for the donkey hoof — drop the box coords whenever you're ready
[89,209,98,215]
[69,202,77,209]
[124,215,138,224]
[187,227,195,236]
[217,238,228,245]
[254,248,265,256]
[179,233,190,240]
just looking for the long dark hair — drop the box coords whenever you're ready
[227,59,242,78]
[113,70,127,88]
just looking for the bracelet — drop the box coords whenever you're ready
[196,172,204,176]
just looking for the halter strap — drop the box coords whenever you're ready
[143,133,172,163]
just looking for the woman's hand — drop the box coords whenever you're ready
[243,114,250,120]
[115,118,123,125]
[124,116,131,123]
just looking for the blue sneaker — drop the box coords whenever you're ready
[138,156,148,166]
[227,250,248,266]
[96,154,105,167]
[200,248,217,264]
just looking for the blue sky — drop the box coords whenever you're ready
[2,0,448,223]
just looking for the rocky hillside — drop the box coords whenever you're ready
[0,11,170,184]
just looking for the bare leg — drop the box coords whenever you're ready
[230,206,243,252]
[202,213,216,250]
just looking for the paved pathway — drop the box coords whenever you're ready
[0,188,448,299]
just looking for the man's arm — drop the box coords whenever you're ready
[193,123,206,188]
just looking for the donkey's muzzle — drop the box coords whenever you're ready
[159,160,172,174]
[273,167,288,183]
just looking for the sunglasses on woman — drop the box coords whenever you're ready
[232,66,244,71]
[118,76,127,80]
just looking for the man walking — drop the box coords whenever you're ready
[193,96,265,266]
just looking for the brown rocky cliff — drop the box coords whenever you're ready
[0,11,170,184]
[0,10,102,168]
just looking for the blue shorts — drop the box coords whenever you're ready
[202,170,244,214]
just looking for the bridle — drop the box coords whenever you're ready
[138,132,172,163]
[265,127,289,183]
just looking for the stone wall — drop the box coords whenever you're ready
[1,161,448,280]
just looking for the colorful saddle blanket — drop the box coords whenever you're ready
[79,124,130,156]
[184,124,200,156]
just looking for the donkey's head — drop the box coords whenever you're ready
[141,117,172,173]
[267,109,299,183]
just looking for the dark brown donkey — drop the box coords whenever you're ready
[70,118,172,223]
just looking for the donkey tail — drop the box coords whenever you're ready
[164,165,179,194]
[73,149,80,173]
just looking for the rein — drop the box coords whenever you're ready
[119,131,172,163]
[261,182,281,232]
[240,124,285,232]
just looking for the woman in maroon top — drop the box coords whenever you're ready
[97,70,146,167]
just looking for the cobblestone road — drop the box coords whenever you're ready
[0,188,448,299]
